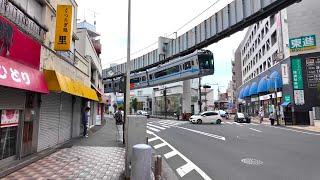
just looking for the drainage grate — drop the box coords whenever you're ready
[241,158,263,166]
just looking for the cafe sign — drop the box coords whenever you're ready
[289,35,316,52]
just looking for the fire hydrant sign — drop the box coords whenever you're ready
[1,110,19,128]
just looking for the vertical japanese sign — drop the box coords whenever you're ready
[291,58,304,90]
[305,57,320,88]
[54,5,73,51]
[289,35,316,52]
[281,64,289,85]
[1,110,19,128]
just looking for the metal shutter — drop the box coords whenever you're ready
[59,93,72,143]
[72,97,82,138]
[0,86,25,109]
[38,93,60,151]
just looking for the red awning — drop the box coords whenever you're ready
[0,56,49,93]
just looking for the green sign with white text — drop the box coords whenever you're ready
[291,58,304,90]
[289,35,316,52]
[284,95,291,103]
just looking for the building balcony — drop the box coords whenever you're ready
[0,0,47,42]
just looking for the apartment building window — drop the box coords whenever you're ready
[263,61,267,71]
[270,14,275,26]
[271,31,277,46]
[266,39,271,51]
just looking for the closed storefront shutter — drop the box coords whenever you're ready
[38,93,60,151]
[72,97,82,138]
[0,86,25,109]
[59,93,72,143]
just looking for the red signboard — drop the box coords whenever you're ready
[0,56,49,93]
[0,15,41,69]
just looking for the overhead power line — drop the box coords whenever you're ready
[109,0,221,64]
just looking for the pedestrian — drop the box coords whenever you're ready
[82,107,90,138]
[269,111,275,125]
[114,107,124,142]
[259,107,264,124]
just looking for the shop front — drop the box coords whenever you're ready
[37,70,98,151]
[0,14,48,164]
[0,57,48,163]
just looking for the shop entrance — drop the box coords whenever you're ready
[21,93,39,157]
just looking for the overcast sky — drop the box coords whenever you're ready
[76,0,247,97]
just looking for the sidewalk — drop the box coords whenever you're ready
[3,118,125,180]
[251,116,320,133]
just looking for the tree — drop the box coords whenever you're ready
[131,98,138,112]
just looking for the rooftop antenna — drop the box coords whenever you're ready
[88,9,100,27]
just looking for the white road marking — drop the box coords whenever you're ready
[159,121,182,126]
[151,123,171,128]
[147,126,160,132]
[269,126,320,136]
[164,151,178,159]
[249,128,262,133]
[175,126,226,141]
[148,131,212,180]
[176,163,194,177]
[225,122,233,124]
[147,123,166,130]
[148,137,159,142]
[154,142,167,149]
[234,122,244,127]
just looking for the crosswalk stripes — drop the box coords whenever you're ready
[146,120,188,133]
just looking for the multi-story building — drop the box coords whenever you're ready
[236,0,320,125]
[76,20,105,126]
[0,0,103,166]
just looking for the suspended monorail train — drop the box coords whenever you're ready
[104,49,214,93]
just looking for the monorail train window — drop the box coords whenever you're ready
[149,74,153,80]
[155,70,166,78]
[199,55,214,69]
[130,77,140,83]
[166,65,180,75]
[191,60,194,66]
[142,76,146,81]
[184,61,191,70]
[108,83,112,88]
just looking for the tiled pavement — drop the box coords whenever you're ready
[3,118,126,180]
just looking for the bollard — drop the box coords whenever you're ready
[131,144,152,180]
[154,155,162,180]
[146,136,149,144]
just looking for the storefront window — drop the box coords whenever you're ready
[0,110,19,160]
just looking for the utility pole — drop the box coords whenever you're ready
[124,0,131,178]
[198,77,202,113]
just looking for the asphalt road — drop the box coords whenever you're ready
[146,118,320,180]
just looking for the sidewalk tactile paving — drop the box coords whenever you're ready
[4,146,125,180]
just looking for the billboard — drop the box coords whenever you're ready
[0,16,41,69]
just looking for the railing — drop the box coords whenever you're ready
[0,0,47,42]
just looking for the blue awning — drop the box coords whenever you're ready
[238,88,244,99]
[268,71,283,90]
[249,82,258,96]
[243,85,250,97]
[257,77,268,93]
[281,102,290,106]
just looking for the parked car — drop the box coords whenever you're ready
[234,112,251,123]
[189,111,222,124]
[137,110,150,118]
[218,110,227,117]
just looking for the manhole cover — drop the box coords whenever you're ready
[241,158,263,166]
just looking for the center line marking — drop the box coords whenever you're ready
[175,126,226,141]
[249,128,262,132]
